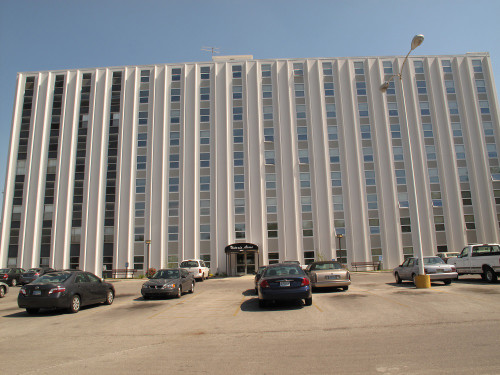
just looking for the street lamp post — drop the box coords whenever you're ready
[145,240,151,276]
[380,34,430,288]
[336,234,344,263]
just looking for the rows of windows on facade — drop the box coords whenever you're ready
[5,56,500,270]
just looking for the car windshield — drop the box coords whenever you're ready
[312,262,343,270]
[152,270,180,279]
[180,261,198,268]
[283,261,300,264]
[26,268,40,273]
[31,272,72,285]
[423,257,445,265]
[264,265,304,277]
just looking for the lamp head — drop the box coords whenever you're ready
[380,81,390,92]
[411,34,424,51]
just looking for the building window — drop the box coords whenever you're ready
[200,224,210,240]
[300,172,311,188]
[234,198,245,215]
[354,62,364,75]
[235,223,245,238]
[401,217,411,232]
[293,63,303,77]
[232,65,242,78]
[266,197,277,213]
[303,220,313,237]
[258,84,272,100]
[266,174,277,189]
[330,171,341,187]
[267,222,278,238]
[200,66,210,80]
[465,215,475,230]
[442,60,452,73]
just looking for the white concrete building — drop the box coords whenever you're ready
[1,53,500,276]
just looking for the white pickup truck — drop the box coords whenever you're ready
[447,244,500,283]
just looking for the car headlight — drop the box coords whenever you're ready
[162,283,176,289]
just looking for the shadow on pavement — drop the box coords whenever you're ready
[240,297,304,312]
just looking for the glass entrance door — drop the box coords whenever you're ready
[236,252,256,275]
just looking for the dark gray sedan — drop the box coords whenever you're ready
[141,268,195,299]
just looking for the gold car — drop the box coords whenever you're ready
[305,261,351,291]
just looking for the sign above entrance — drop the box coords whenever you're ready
[224,243,259,254]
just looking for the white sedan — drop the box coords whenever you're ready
[393,256,458,285]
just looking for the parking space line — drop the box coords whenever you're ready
[233,297,246,316]
[312,301,323,312]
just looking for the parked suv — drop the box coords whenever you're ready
[179,260,209,281]
[0,268,25,286]
[447,244,500,283]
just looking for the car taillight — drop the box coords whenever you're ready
[450,266,456,272]
[199,269,202,273]
[34,273,40,277]
[346,271,351,280]
[301,278,310,287]
[260,280,270,288]
[48,286,66,295]
[19,288,27,296]
[2,274,7,279]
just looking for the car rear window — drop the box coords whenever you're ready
[31,272,72,285]
[312,262,343,270]
[264,266,304,277]
[180,261,199,268]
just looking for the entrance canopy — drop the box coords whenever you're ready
[224,243,259,254]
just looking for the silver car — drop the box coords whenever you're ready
[0,281,8,298]
[306,261,351,291]
[393,256,458,285]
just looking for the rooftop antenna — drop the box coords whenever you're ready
[201,46,220,57]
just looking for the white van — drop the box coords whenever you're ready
[447,244,500,283]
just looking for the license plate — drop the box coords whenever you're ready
[280,281,290,287]
[33,290,41,296]
[326,275,340,280]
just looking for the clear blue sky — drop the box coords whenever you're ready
[1,0,500,214]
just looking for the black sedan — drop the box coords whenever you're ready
[18,271,115,314]
[19,267,55,285]
[141,268,195,299]
[257,263,312,308]
[0,267,25,286]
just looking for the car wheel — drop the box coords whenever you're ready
[258,299,267,308]
[11,278,17,287]
[254,287,258,295]
[443,279,452,285]
[0,286,5,298]
[484,267,498,283]
[341,286,349,291]
[394,272,402,284]
[68,295,81,313]
[104,290,114,305]
[176,286,182,298]
[304,297,313,306]
[26,308,39,314]
[143,294,150,300]
[188,282,195,293]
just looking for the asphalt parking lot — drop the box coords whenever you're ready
[1,272,500,374]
